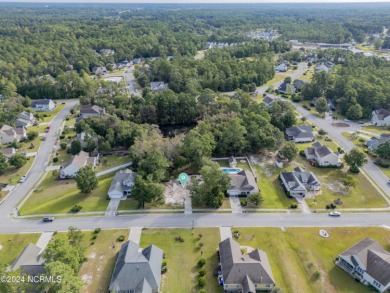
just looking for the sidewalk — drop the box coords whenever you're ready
[96,163,132,177]
[128,227,143,244]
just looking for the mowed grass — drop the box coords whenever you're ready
[19,173,113,215]
[140,228,221,293]
[362,125,390,135]
[37,104,65,123]
[0,157,34,185]
[79,229,130,293]
[0,233,41,265]
[95,155,131,173]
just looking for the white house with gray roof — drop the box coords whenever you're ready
[285,125,315,143]
[60,151,97,179]
[150,81,169,92]
[335,238,390,292]
[15,111,36,128]
[109,240,163,293]
[218,237,275,292]
[107,169,136,199]
[366,134,390,151]
[372,109,390,126]
[31,99,55,112]
[280,167,321,197]
[227,170,259,197]
[0,125,26,144]
[304,142,341,167]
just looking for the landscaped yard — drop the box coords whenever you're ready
[29,123,49,134]
[0,233,41,265]
[95,155,132,173]
[140,228,221,293]
[37,104,65,123]
[235,227,390,293]
[362,125,390,135]
[18,135,43,153]
[0,157,34,185]
[19,173,114,215]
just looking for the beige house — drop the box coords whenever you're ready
[0,125,27,144]
[60,151,97,179]
[0,147,16,158]
[227,170,259,197]
[304,142,341,167]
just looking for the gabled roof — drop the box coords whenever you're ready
[80,104,105,114]
[108,169,136,195]
[228,170,258,193]
[62,151,90,170]
[285,125,314,139]
[31,99,53,106]
[0,124,16,136]
[109,240,163,293]
[0,147,16,156]
[340,238,390,286]
[293,79,306,89]
[262,96,276,105]
[219,238,275,290]
[150,81,168,92]
[280,167,321,192]
[10,243,45,276]
[373,108,390,120]
[366,134,390,150]
[278,82,295,93]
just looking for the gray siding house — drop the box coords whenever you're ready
[285,126,315,143]
[280,167,321,197]
[150,81,169,92]
[107,169,136,199]
[31,99,55,112]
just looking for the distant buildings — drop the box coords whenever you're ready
[31,99,55,112]
[262,96,280,108]
[280,167,321,197]
[275,63,288,72]
[335,238,390,292]
[100,49,115,56]
[92,66,108,75]
[372,108,390,126]
[278,82,296,95]
[150,81,169,92]
[79,105,106,119]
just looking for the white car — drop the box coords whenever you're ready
[329,211,341,217]
[19,176,26,183]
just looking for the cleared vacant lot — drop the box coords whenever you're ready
[236,227,390,293]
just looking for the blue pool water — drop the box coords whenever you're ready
[221,168,241,174]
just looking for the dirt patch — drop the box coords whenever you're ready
[164,181,186,205]
[324,181,349,195]
[331,122,350,127]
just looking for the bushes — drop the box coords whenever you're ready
[71,205,82,213]
[117,235,125,242]
[197,258,206,268]
[299,150,306,157]
[290,203,298,209]
[375,160,390,168]
[199,268,206,277]
[161,261,167,274]
[59,135,65,139]
[174,236,185,242]
[318,129,327,135]
[53,157,59,163]
[60,143,67,150]
[198,277,206,288]
[94,228,101,234]
[349,165,360,173]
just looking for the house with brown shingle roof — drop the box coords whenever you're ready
[335,238,390,292]
[0,125,26,144]
[304,142,341,167]
[0,147,16,158]
[372,108,390,126]
[60,151,97,179]
[218,238,275,292]
[79,105,105,119]
[227,170,259,197]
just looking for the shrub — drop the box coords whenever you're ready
[59,135,65,139]
[175,236,184,242]
[198,277,206,288]
[349,165,360,173]
[53,157,59,163]
[90,241,95,245]
[92,234,97,240]
[312,271,321,282]
[198,233,202,239]
[117,235,125,242]
[358,138,366,143]
[325,204,331,209]
[94,228,101,234]
[299,150,306,157]
[199,290,206,293]
[199,268,206,277]
[60,143,67,150]
[197,258,206,268]
[330,203,336,209]
[318,129,327,135]
[65,117,69,121]
[71,205,82,213]
[290,203,298,209]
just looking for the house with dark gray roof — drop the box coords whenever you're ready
[109,240,163,293]
[285,125,315,143]
[0,125,27,144]
[92,66,108,75]
[366,134,390,151]
[335,238,390,292]
[218,237,275,292]
[227,170,259,197]
[372,108,390,126]
[79,104,105,119]
[292,79,306,91]
[0,147,16,158]
[31,99,55,112]
[107,169,136,199]
[15,111,36,128]
[278,82,296,95]
[262,96,279,108]
[150,81,169,92]
[280,167,321,197]
[10,243,45,276]
[304,142,341,167]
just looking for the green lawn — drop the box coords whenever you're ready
[362,125,390,136]
[0,157,34,185]
[37,104,65,123]
[140,228,221,293]
[0,233,41,265]
[53,148,71,166]
[118,198,139,210]
[79,229,130,293]
[95,155,131,173]
[19,173,113,215]
[236,227,390,293]
[29,124,49,134]
[220,197,231,209]
[18,135,43,153]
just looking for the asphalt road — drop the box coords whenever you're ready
[0,100,79,220]
[122,66,138,95]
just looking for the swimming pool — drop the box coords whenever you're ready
[221,168,242,174]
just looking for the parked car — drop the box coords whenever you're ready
[329,211,341,217]
[1,183,8,188]
[344,119,351,122]
[42,216,54,222]
[19,176,26,183]
[358,121,365,124]
[20,152,27,155]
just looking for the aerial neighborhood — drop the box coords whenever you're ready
[0,2,390,293]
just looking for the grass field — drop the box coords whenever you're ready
[95,155,131,173]
[362,125,390,135]
[38,104,65,123]
[236,227,390,293]
[0,233,41,265]
[19,173,114,215]
[0,157,34,185]
[140,228,221,293]
[79,229,129,293]
[18,135,43,153]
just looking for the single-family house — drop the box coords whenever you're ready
[60,151,97,179]
[372,109,390,126]
[100,49,115,56]
[218,237,275,292]
[335,238,390,292]
[0,125,26,144]
[79,105,105,119]
[0,147,16,158]
[285,125,315,143]
[307,57,319,63]
[132,58,142,64]
[366,134,390,151]
[109,240,163,293]
[150,81,169,92]
[15,111,36,127]
[262,96,279,108]
[118,60,131,68]
[107,169,136,199]
[304,142,342,167]
[275,63,288,72]
[292,79,306,91]
[31,99,55,112]
[315,64,330,73]
[278,82,296,95]
[10,243,45,276]
[280,167,321,197]
[92,66,108,75]
[228,156,237,167]
[76,131,98,149]
[324,61,335,68]
[227,170,259,197]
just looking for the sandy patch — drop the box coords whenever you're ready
[164,181,186,205]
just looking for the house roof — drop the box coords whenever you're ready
[293,79,306,89]
[0,124,16,136]
[285,126,314,139]
[228,170,258,193]
[108,169,136,195]
[262,96,275,105]
[228,156,237,164]
[109,240,163,293]
[31,99,53,106]
[315,64,330,73]
[62,151,90,170]
[80,104,104,115]
[374,108,390,120]
[278,82,295,93]
[0,147,15,156]
[281,167,321,192]
[10,243,45,276]
[366,134,390,150]
[340,238,390,286]
[150,82,169,92]
[219,238,275,290]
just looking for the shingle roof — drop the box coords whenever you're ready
[293,79,306,89]
[286,126,314,139]
[228,170,258,193]
[80,104,104,114]
[280,167,321,192]
[366,135,390,150]
[62,151,90,169]
[109,240,163,293]
[340,238,390,286]
[150,82,168,92]
[262,96,274,105]
[108,169,136,195]
[374,108,390,120]
[0,147,15,156]
[219,238,275,290]
[10,243,45,276]
[31,99,53,106]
